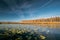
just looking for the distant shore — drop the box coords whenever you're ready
[0,22,60,24]
[0,17,60,24]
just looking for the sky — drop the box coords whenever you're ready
[0,0,60,22]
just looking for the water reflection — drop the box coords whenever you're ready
[0,24,60,40]
[25,24,60,28]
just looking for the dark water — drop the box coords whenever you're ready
[0,24,60,40]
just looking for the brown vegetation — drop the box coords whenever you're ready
[20,17,60,24]
[0,17,60,24]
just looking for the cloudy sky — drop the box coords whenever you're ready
[0,0,60,22]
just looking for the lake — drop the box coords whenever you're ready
[0,24,60,40]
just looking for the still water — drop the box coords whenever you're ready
[0,24,60,40]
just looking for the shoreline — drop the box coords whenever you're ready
[0,22,60,24]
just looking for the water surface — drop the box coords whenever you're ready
[0,24,60,40]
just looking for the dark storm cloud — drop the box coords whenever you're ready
[0,0,50,18]
[1,0,60,22]
[0,0,50,11]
